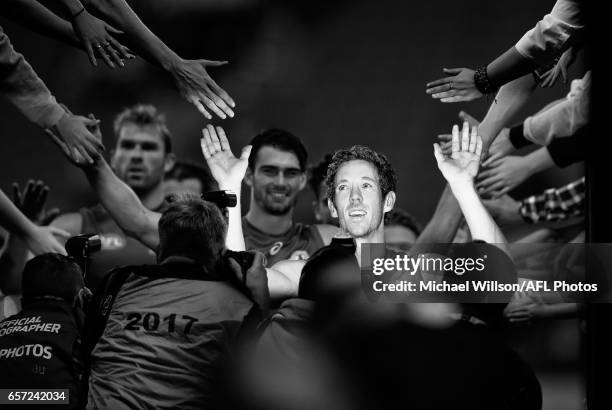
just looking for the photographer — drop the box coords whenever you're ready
[0,253,89,409]
[84,193,255,409]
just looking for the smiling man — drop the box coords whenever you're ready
[242,129,337,265]
[51,104,175,288]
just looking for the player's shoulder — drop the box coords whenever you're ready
[50,212,83,236]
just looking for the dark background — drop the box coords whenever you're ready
[0,0,584,227]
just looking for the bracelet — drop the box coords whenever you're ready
[71,6,86,19]
[474,65,497,95]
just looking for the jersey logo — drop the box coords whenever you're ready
[269,242,284,256]
[100,234,126,251]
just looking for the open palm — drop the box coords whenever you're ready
[434,122,482,184]
[201,124,251,190]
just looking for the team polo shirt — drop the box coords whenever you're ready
[242,217,325,266]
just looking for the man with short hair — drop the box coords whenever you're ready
[51,104,175,289]
[0,253,89,409]
[85,193,254,409]
[241,129,337,264]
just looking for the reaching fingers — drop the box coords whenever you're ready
[12,182,23,205]
[431,90,455,100]
[191,97,212,119]
[440,95,470,103]
[437,134,452,142]
[84,41,97,67]
[208,77,235,108]
[104,40,124,67]
[202,127,215,155]
[216,126,231,151]
[204,85,234,118]
[427,83,454,94]
[442,67,463,75]
[489,187,510,199]
[37,185,50,208]
[426,76,455,90]
[482,152,504,168]
[95,44,115,68]
[202,59,228,67]
[451,124,460,154]
[200,131,212,160]
[74,142,94,164]
[469,125,478,153]
[479,180,507,196]
[199,94,226,119]
[460,121,470,151]
[206,124,223,153]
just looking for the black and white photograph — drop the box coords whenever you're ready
[0,0,607,409]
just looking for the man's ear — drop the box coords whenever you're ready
[383,191,396,213]
[164,153,176,173]
[298,172,307,192]
[244,167,254,187]
[328,197,338,218]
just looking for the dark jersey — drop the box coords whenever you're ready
[242,217,325,266]
[86,259,253,410]
[79,204,164,290]
[0,300,83,409]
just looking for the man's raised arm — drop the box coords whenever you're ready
[81,156,160,250]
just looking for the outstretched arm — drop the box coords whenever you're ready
[1,0,80,48]
[200,124,251,251]
[433,124,507,247]
[426,1,584,103]
[82,0,235,119]
[81,157,160,250]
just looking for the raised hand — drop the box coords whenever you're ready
[426,68,482,103]
[200,124,251,191]
[47,111,105,165]
[12,180,60,225]
[477,155,531,198]
[72,9,133,68]
[433,121,482,184]
[171,59,235,120]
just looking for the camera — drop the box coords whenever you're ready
[225,250,255,285]
[201,190,237,209]
[65,234,102,277]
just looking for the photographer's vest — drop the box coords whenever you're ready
[0,300,83,409]
[84,257,255,410]
[79,204,164,291]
